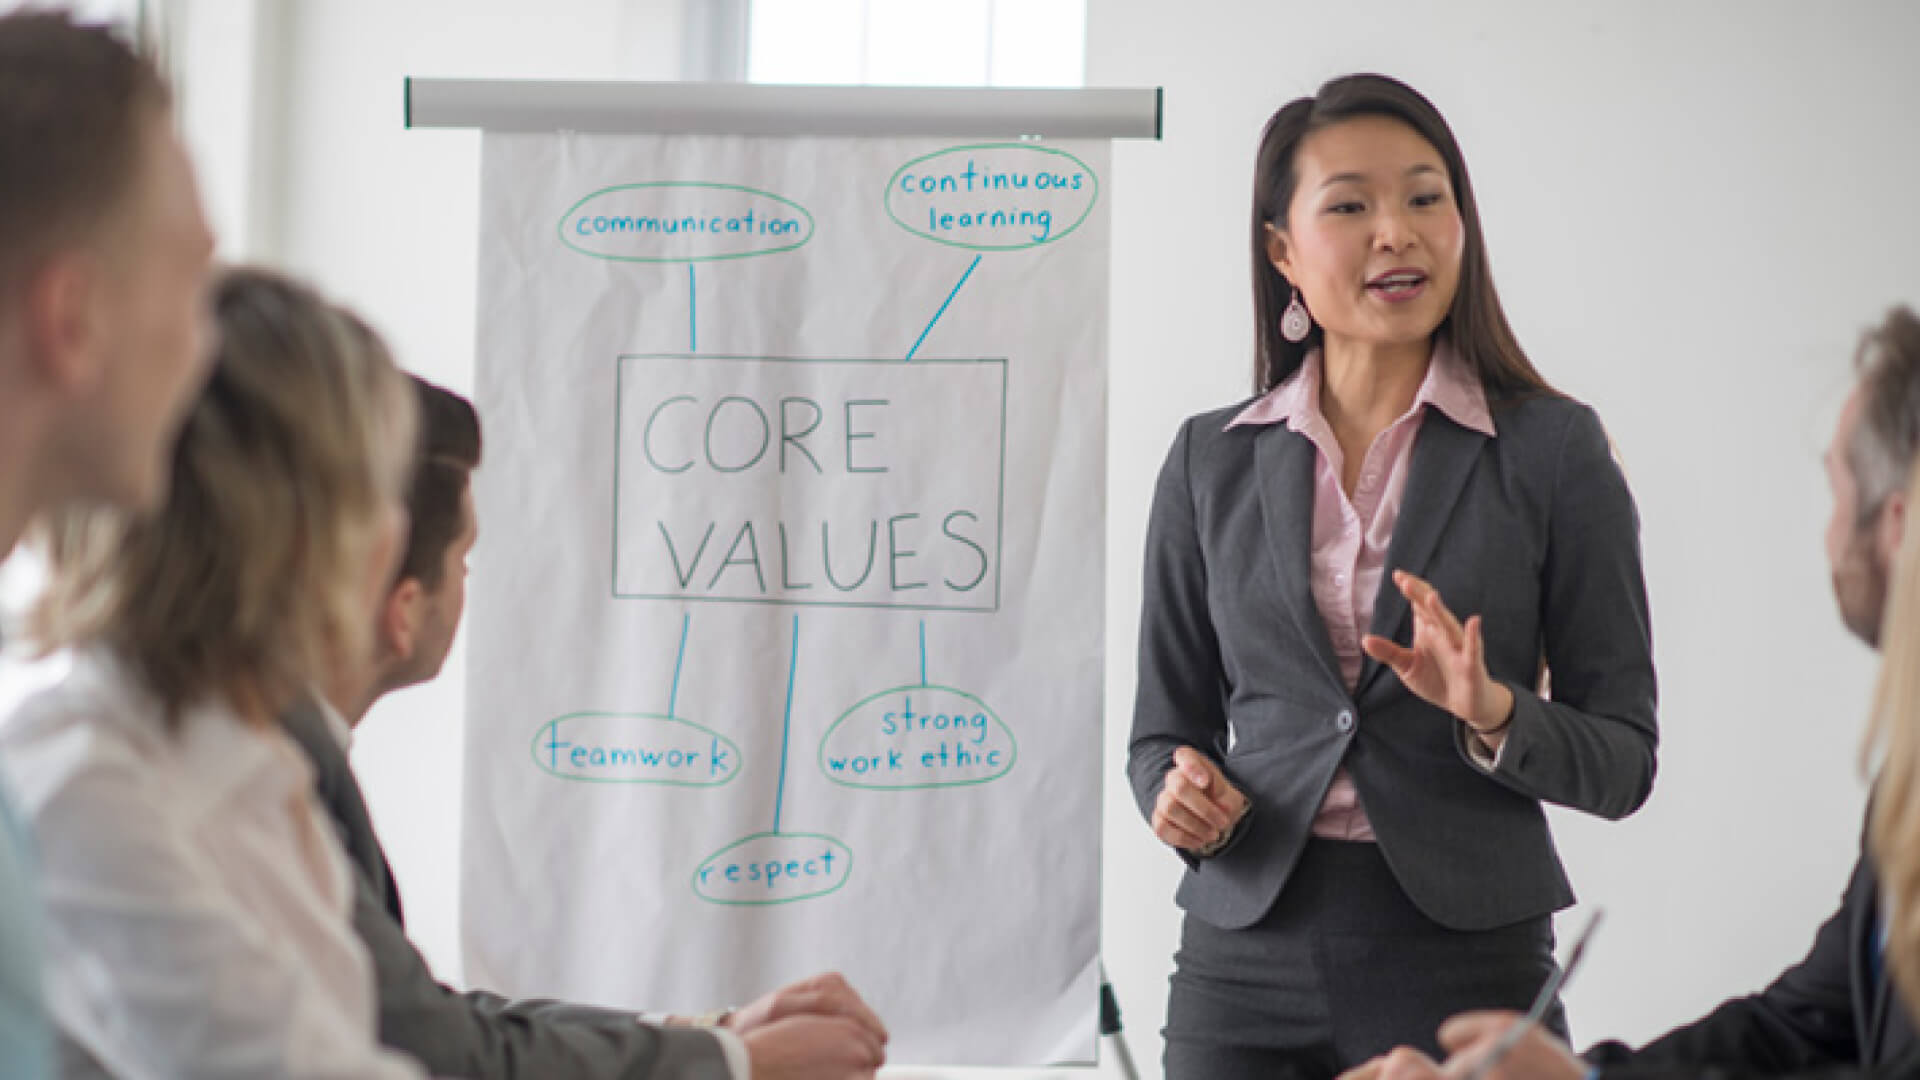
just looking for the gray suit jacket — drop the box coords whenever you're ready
[280,698,734,1080]
[1129,391,1658,932]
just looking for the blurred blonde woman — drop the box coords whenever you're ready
[0,267,427,1078]
[1867,446,1920,1049]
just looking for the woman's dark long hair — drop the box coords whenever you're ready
[1251,74,1554,399]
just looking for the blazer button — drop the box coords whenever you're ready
[1336,709,1355,733]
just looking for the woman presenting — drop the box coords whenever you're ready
[1129,73,1658,1079]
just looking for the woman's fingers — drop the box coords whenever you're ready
[1399,570,1465,645]
[1151,813,1211,852]
[1172,745,1248,826]
[1159,772,1236,834]
[1362,633,1415,672]
[1158,789,1225,839]
[1171,745,1218,790]
[1154,747,1250,852]
[1164,759,1237,832]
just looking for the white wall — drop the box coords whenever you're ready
[1087,0,1920,1068]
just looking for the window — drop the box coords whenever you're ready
[748,0,1085,88]
[0,0,150,34]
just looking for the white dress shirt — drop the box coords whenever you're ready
[0,650,426,1079]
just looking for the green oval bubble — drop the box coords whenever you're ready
[558,181,816,263]
[530,712,741,787]
[883,143,1100,252]
[818,683,1017,790]
[692,831,853,906]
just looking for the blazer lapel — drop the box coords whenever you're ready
[1356,413,1488,698]
[1253,424,1345,693]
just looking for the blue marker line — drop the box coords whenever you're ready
[905,254,982,361]
[688,264,697,352]
[667,612,690,718]
[773,614,799,834]
[919,621,927,686]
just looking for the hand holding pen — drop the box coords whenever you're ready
[1337,911,1604,1080]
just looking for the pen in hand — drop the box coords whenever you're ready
[1457,909,1604,1080]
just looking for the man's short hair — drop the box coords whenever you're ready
[417,377,481,469]
[1850,306,1920,522]
[396,378,482,590]
[0,12,171,290]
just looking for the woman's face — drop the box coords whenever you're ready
[1268,115,1464,352]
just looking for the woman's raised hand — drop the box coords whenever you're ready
[1362,570,1516,748]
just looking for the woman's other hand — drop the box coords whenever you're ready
[1153,745,1250,853]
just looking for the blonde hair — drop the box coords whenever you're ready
[1867,440,1920,1019]
[32,266,416,729]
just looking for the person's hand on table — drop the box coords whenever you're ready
[743,1012,884,1080]
[1152,745,1249,854]
[727,971,887,1044]
[1363,570,1517,753]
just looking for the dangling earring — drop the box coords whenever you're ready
[1281,287,1312,343]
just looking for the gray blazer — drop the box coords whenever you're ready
[280,698,735,1080]
[1128,391,1658,932]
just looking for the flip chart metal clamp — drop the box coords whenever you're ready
[404,78,1162,140]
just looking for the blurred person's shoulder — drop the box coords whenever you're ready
[0,649,171,818]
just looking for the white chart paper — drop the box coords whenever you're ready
[463,133,1109,1066]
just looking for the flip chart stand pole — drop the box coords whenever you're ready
[1100,965,1142,1080]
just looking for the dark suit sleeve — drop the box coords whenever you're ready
[1471,403,1659,821]
[1585,856,1867,1073]
[279,698,737,1079]
[1127,418,1236,858]
[351,872,736,1080]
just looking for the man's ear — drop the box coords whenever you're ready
[1879,488,1909,574]
[380,577,424,665]
[24,253,108,396]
